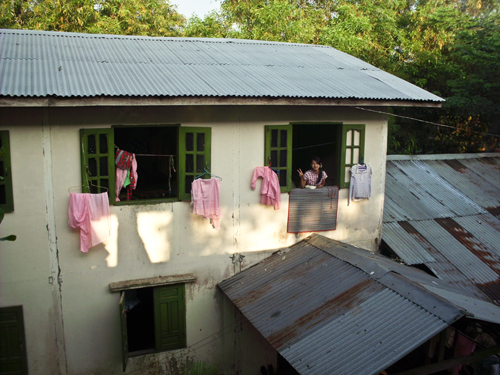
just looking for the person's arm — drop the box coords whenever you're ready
[298,169,306,188]
[317,178,326,188]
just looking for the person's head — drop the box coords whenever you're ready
[311,156,323,184]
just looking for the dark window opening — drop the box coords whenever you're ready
[125,288,155,354]
[114,127,178,201]
[292,124,340,188]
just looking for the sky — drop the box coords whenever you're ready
[173,0,221,19]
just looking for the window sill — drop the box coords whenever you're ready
[128,349,156,358]
[109,273,197,293]
[113,197,181,206]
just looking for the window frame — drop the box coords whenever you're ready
[80,126,211,204]
[118,282,189,371]
[0,131,14,213]
[339,124,366,189]
[80,128,116,202]
[178,127,212,201]
[264,124,292,193]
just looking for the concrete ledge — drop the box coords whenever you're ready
[109,273,197,292]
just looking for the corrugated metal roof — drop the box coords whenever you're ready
[423,285,500,325]
[383,155,500,305]
[0,29,444,102]
[219,234,500,375]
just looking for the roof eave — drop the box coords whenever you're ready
[0,96,444,108]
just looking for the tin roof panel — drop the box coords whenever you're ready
[0,29,445,102]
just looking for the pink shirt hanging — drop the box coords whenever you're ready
[251,167,281,210]
[191,178,221,230]
[68,192,111,252]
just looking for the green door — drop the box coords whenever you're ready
[0,306,28,375]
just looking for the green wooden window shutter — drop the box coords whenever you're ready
[178,127,211,201]
[80,129,115,202]
[0,131,14,213]
[154,284,186,352]
[0,306,28,375]
[339,124,366,189]
[119,292,129,372]
[265,125,292,193]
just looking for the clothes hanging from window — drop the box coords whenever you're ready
[115,150,138,201]
[115,149,134,170]
[251,166,281,210]
[349,163,372,206]
[68,192,111,253]
[191,178,221,230]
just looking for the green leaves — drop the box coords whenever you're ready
[0,0,185,36]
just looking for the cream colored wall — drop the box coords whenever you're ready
[0,105,387,375]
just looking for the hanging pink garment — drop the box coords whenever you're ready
[115,154,138,201]
[68,192,111,252]
[251,167,281,210]
[191,178,221,230]
[452,332,477,375]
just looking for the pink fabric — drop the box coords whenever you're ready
[68,192,111,252]
[191,178,221,230]
[251,167,281,210]
[452,332,477,375]
[115,154,138,201]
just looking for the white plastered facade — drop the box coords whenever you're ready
[0,104,388,375]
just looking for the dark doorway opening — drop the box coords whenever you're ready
[292,124,340,188]
[114,126,178,200]
[125,288,155,353]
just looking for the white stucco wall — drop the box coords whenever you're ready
[0,105,388,375]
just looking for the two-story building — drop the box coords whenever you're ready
[0,29,443,375]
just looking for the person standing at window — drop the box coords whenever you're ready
[297,156,327,188]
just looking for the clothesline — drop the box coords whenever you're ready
[134,154,175,157]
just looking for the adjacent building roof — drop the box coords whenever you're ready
[0,29,443,106]
[218,234,500,375]
[383,154,500,304]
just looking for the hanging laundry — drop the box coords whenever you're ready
[251,166,281,210]
[115,149,138,201]
[191,178,221,230]
[115,149,134,170]
[349,164,372,206]
[68,192,111,252]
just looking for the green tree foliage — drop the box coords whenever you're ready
[0,0,185,36]
[2,0,499,154]
[186,0,500,154]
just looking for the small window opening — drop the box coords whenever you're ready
[114,127,178,200]
[125,288,155,353]
[292,124,339,188]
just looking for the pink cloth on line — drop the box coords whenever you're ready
[452,332,477,375]
[115,154,138,201]
[191,178,221,230]
[68,192,111,252]
[251,166,281,210]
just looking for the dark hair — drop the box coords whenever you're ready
[312,156,323,185]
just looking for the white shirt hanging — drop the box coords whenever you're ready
[349,164,372,206]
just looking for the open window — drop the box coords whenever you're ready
[265,123,365,191]
[119,284,187,372]
[80,126,211,204]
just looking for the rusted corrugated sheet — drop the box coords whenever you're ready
[382,222,435,265]
[383,156,500,305]
[218,234,500,375]
[0,29,444,102]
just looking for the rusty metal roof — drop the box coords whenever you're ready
[383,155,500,304]
[218,234,500,375]
[0,29,444,103]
